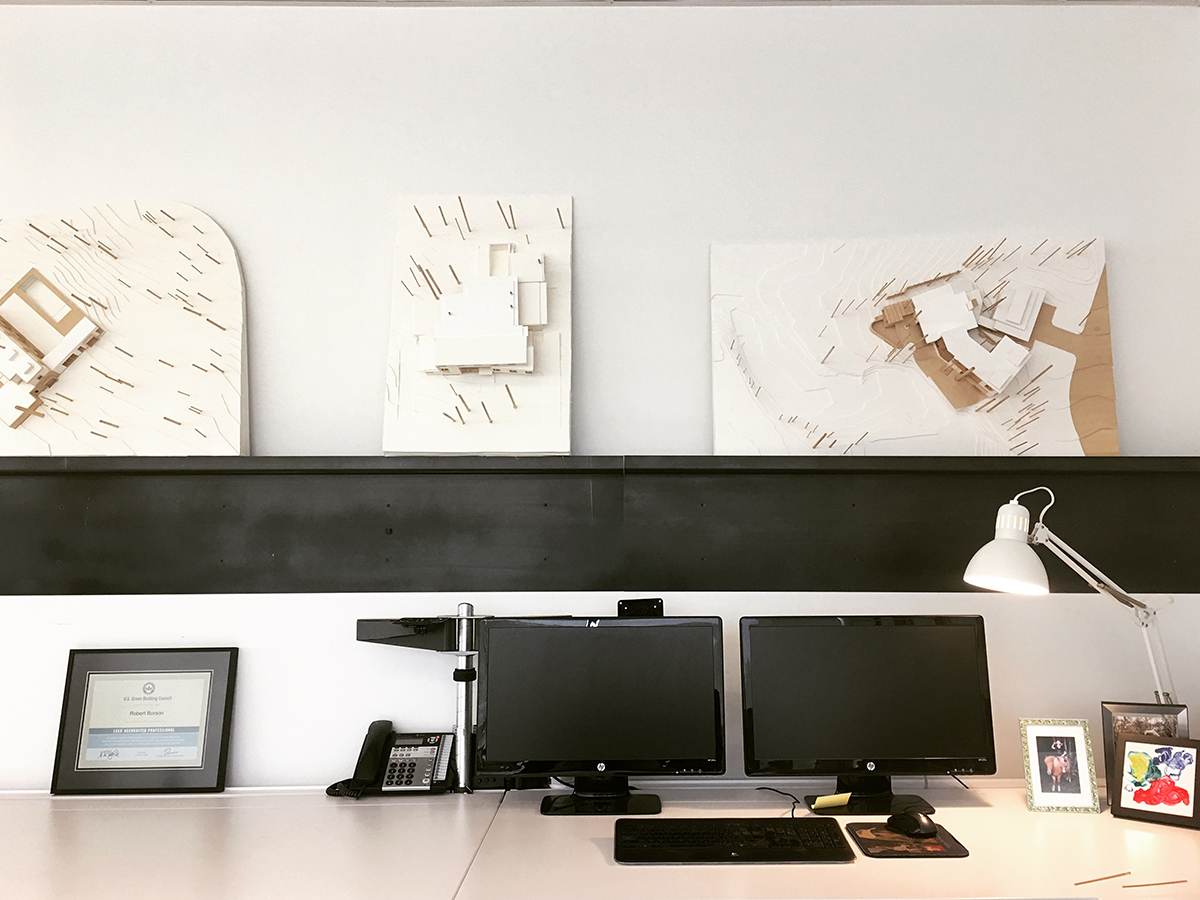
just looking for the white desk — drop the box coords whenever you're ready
[460,785,1198,900]
[2,786,1196,900]
[0,789,501,900]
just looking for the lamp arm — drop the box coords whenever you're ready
[1030,523,1172,703]
[1139,624,1170,705]
[1029,523,1147,611]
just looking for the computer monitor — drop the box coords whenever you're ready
[740,615,996,815]
[475,616,725,816]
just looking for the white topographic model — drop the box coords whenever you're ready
[0,201,246,454]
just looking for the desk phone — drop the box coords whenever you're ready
[327,720,454,798]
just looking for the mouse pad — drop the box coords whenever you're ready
[845,823,969,858]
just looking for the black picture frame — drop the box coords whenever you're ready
[1110,735,1199,830]
[1100,701,1189,808]
[51,648,237,794]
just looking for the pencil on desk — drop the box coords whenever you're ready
[1122,881,1188,889]
[1074,872,1129,886]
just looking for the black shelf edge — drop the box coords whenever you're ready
[0,455,1193,595]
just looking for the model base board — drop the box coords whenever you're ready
[0,201,247,455]
[711,237,1117,456]
[384,195,571,456]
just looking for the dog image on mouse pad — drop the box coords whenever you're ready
[845,822,969,858]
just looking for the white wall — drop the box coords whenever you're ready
[3,590,1197,790]
[0,4,1197,791]
[1,4,1198,456]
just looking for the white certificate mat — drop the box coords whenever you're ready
[77,671,212,770]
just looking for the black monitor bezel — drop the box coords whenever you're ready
[740,615,996,779]
[475,616,726,779]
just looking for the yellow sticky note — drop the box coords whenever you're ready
[811,792,852,810]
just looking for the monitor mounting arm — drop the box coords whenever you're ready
[357,602,485,792]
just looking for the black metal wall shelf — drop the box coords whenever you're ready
[0,456,1195,595]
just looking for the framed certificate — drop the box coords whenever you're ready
[51,648,237,794]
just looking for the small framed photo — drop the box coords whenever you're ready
[51,648,237,794]
[1101,702,1188,808]
[1019,718,1099,813]
[1111,735,1199,830]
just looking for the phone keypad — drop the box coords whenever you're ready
[382,739,444,791]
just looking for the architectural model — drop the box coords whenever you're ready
[0,201,247,454]
[384,195,571,454]
[712,238,1117,456]
[0,269,103,429]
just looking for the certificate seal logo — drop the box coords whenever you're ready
[143,682,155,694]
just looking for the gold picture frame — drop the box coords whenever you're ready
[1019,718,1099,813]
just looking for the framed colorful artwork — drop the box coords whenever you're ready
[1100,702,1188,807]
[1111,735,1199,829]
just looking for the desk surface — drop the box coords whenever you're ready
[0,789,502,900]
[459,785,1199,900]
[2,785,1196,900]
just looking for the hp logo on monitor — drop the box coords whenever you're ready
[597,763,606,772]
[866,761,876,771]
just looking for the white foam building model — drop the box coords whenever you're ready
[0,269,103,428]
[977,282,1046,342]
[419,243,548,376]
[385,195,571,455]
[906,279,1031,395]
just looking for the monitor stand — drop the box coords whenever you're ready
[540,775,662,816]
[804,775,935,816]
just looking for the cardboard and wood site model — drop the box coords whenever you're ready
[712,237,1117,456]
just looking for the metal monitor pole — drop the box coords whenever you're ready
[356,606,487,792]
[453,602,477,792]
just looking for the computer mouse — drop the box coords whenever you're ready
[885,810,938,838]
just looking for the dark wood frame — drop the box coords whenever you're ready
[1101,702,1189,808]
[1111,735,1200,829]
[51,647,238,794]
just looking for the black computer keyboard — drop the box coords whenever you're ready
[614,815,856,864]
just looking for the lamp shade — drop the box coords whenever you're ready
[963,501,1049,594]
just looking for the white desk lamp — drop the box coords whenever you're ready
[964,486,1175,704]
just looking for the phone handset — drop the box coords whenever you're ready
[353,719,395,786]
[327,720,454,799]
